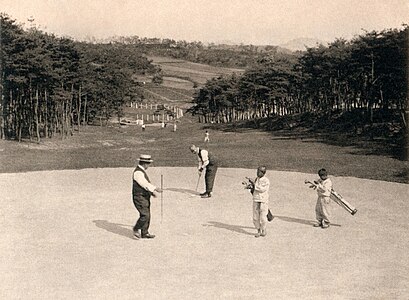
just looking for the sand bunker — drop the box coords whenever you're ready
[0,167,408,299]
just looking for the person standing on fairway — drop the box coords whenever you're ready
[313,168,333,229]
[204,130,210,143]
[190,145,218,198]
[132,154,163,239]
[249,166,270,237]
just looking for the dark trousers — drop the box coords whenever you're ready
[133,194,151,236]
[205,165,218,193]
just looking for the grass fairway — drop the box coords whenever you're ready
[147,55,245,85]
[0,167,408,299]
[0,114,407,183]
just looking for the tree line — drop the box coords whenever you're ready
[85,35,285,68]
[0,14,157,141]
[188,26,408,129]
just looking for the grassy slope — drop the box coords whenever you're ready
[137,56,244,92]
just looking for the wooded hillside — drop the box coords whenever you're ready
[0,14,157,142]
[188,27,408,159]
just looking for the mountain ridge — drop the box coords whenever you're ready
[279,37,327,51]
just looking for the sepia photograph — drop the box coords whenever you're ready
[0,0,408,299]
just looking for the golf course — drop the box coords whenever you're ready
[0,13,407,298]
[0,113,408,299]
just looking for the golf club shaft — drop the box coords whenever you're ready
[195,173,202,192]
[161,174,163,222]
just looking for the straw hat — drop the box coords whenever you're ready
[138,154,153,163]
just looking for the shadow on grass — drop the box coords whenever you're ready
[93,220,134,240]
[203,221,255,236]
[214,119,405,161]
[274,215,341,227]
[394,169,408,182]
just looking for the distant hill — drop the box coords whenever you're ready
[211,39,320,54]
[211,39,238,46]
[147,56,245,86]
[131,56,245,106]
[279,38,327,52]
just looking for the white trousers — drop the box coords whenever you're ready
[315,196,331,224]
[253,201,268,230]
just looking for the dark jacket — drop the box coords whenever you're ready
[132,166,152,198]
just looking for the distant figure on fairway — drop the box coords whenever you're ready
[161,122,165,129]
[132,154,163,239]
[204,130,210,143]
[173,123,177,132]
[313,168,333,229]
[142,124,146,131]
[190,145,218,198]
[249,166,270,237]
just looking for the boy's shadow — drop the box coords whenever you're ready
[203,221,255,236]
[275,215,341,227]
[93,220,134,239]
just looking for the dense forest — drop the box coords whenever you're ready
[189,27,407,120]
[0,14,159,141]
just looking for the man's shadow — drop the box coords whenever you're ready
[203,221,255,236]
[165,187,200,196]
[93,220,134,239]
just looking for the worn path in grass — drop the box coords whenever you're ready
[1,167,408,299]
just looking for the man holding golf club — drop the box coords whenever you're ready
[190,145,218,198]
[132,154,163,239]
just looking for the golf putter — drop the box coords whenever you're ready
[192,173,202,196]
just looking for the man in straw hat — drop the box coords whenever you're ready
[132,154,162,239]
[189,145,218,198]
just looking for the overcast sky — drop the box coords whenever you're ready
[1,0,408,45]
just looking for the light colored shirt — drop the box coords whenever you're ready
[316,178,332,198]
[252,176,270,203]
[197,149,209,169]
[133,165,156,193]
